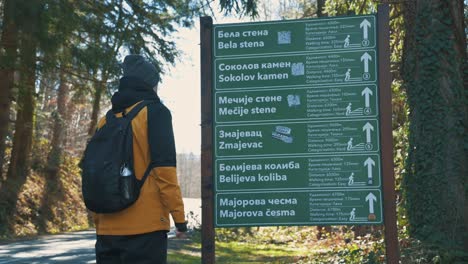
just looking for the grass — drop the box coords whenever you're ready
[168,239,201,264]
[168,239,311,264]
[216,241,311,263]
[168,253,201,264]
[167,239,200,264]
[166,227,344,264]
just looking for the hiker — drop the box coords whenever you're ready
[88,55,187,264]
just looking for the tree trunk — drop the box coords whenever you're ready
[0,0,18,177]
[46,66,69,175]
[0,0,42,236]
[402,0,467,252]
[64,89,76,152]
[33,70,51,141]
[317,0,325,17]
[7,1,44,180]
[8,40,36,182]
[462,6,468,253]
[87,78,106,137]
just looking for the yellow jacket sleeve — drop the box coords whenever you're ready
[153,167,186,223]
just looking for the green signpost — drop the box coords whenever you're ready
[202,5,399,262]
[212,15,382,227]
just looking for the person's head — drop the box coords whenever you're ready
[122,54,160,92]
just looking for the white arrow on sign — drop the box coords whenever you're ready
[366,192,377,214]
[362,122,374,143]
[360,19,371,40]
[361,87,373,108]
[360,52,372,73]
[364,157,375,182]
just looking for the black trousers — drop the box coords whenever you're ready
[95,230,168,264]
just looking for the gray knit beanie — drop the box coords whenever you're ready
[122,55,160,89]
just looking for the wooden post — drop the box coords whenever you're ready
[200,16,215,264]
[378,4,400,264]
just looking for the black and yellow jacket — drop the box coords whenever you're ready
[93,77,186,235]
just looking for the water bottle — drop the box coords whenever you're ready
[120,164,134,200]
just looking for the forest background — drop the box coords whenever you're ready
[0,0,466,263]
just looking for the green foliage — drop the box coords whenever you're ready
[400,237,468,264]
[324,0,377,16]
[330,242,384,264]
[72,0,205,85]
[219,0,259,18]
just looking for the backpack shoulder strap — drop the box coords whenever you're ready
[135,100,159,186]
[138,102,175,187]
[125,100,152,120]
[105,109,117,124]
[103,100,149,126]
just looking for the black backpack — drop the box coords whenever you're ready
[81,100,155,213]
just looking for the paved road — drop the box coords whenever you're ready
[0,198,201,264]
[0,230,96,264]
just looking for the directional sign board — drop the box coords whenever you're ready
[212,15,382,227]
[214,16,376,56]
[215,85,378,123]
[216,155,381,191]
[216,190,382,226]
[215,51,377,89]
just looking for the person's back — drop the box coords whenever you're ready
[92,55,187,264]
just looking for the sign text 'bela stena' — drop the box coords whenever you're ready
[213,15,383,227]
